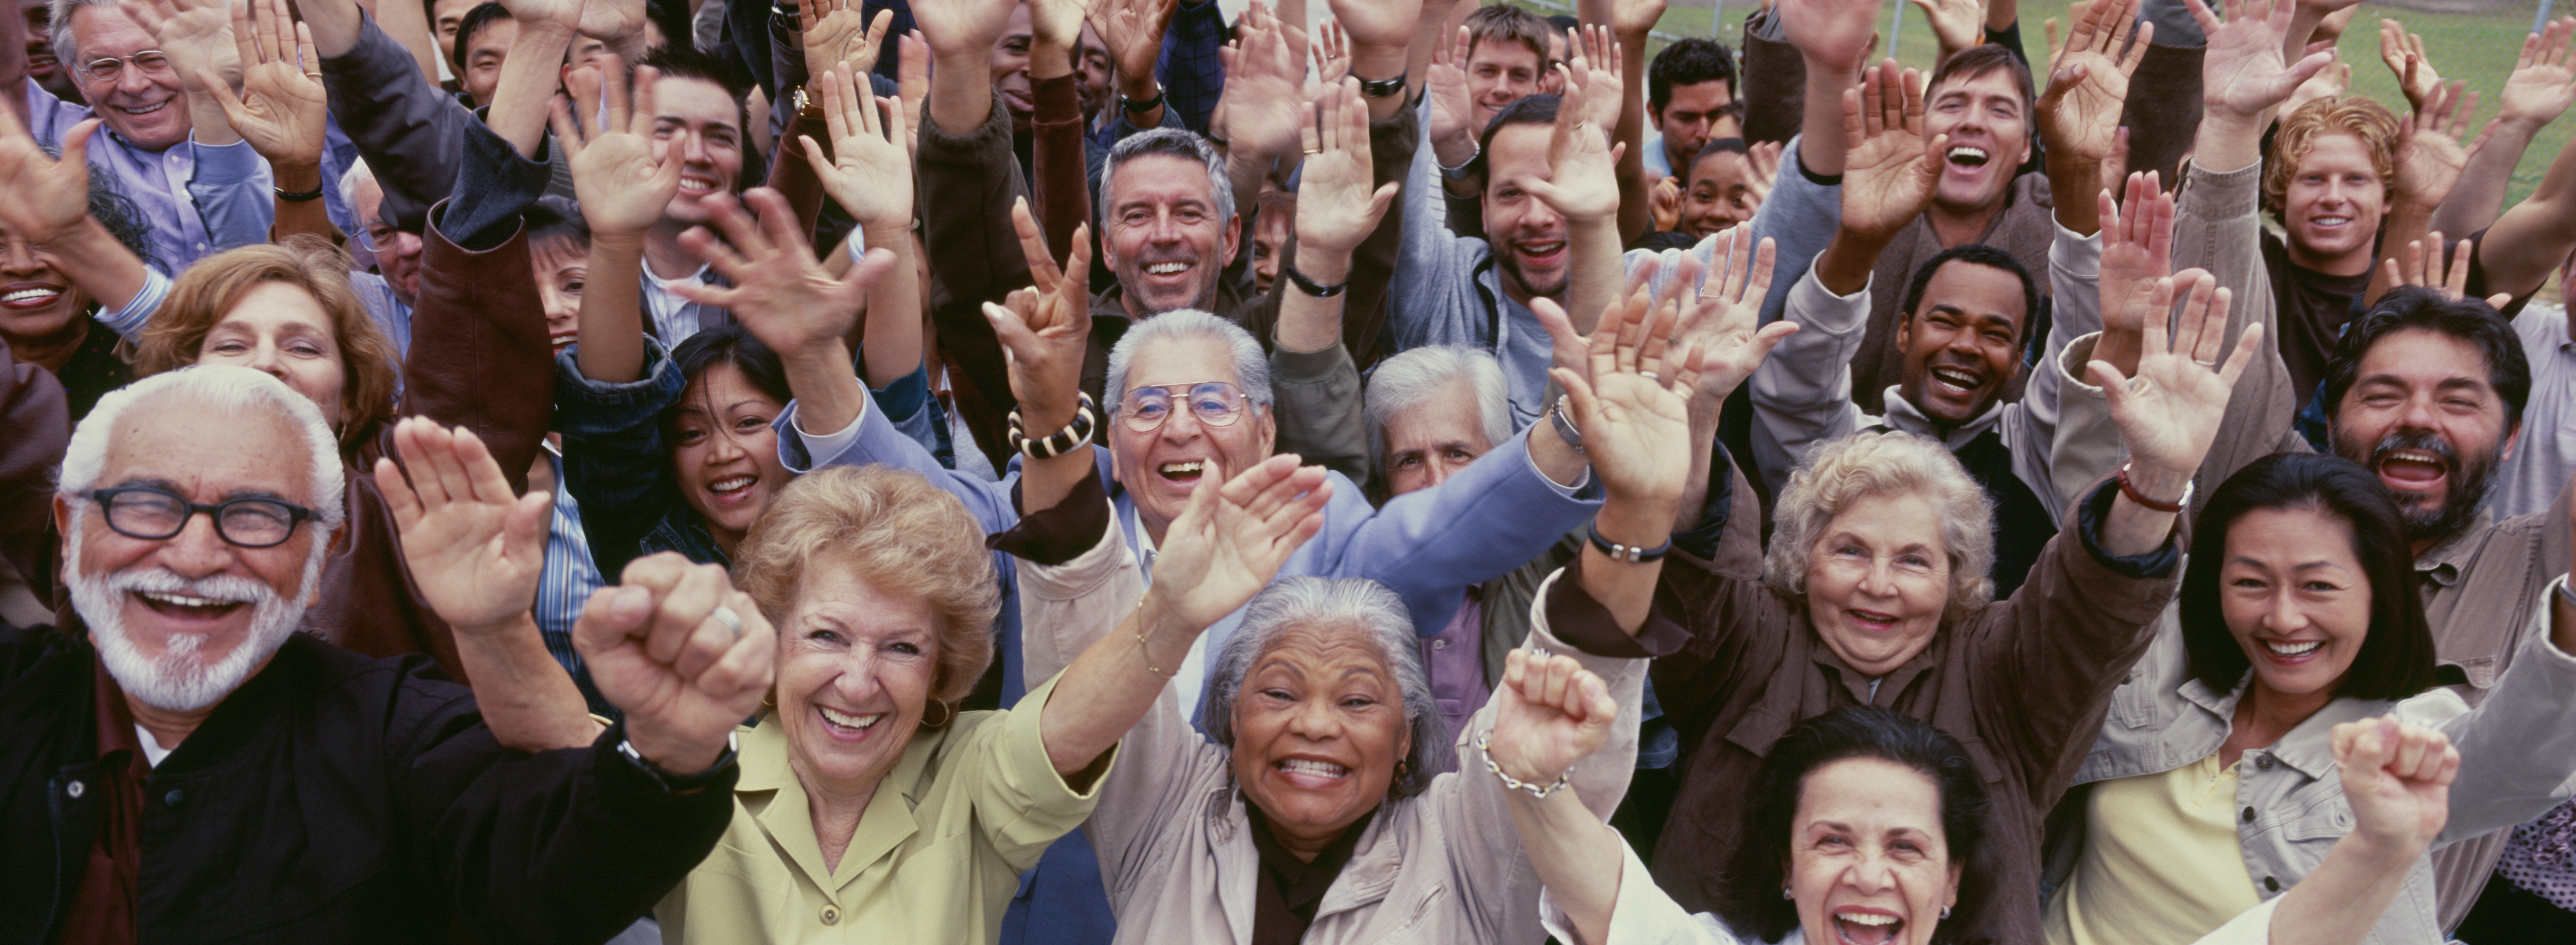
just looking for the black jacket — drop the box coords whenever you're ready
[0,623,732,944]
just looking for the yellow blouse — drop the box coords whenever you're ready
[2046,752,2265,945]
[656,674,1109,944]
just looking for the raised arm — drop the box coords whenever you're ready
[2187,0,2334,174]
[2431,19,2576,240]
[2035,0,2150,236]
[1090,0,1178,131]
[2226,718,2458,945]
[120,0,244,147]
[1587,0,1664,244]
[2086,268,2263,554]
[313,0,467,232]
[1327,0,1420,123]
[0,112,149,316]
[1525,48,1628,340]
[984,197,1102,520]
[377,417,600,752]
[1490,649,1631,945]
[674,189,899,436]
[1671,233,1798,532]
[201,0,330,241]
[1780,0,1884,178]
[1817,61,1941,298]
[555,61,683,385]
[2360,76,2477,307]
[915,0,1017,135]
[2469,25,2576,300]
[1039,455,1331,785]
[798,63,921,388]
[1276,80,1401,355]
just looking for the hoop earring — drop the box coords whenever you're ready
[920,699,954,729]
[1939,906,1952,920]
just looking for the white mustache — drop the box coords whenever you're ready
[101,567,275,607]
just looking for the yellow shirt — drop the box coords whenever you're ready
[2046,753,2264,945]
[656,674,1110,944]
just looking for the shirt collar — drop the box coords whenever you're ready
[2412,509,2498,587]
[1880,386,2006,450]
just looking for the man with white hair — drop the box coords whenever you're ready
[0,363,766,941]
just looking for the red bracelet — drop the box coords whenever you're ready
[2117,463,2188,514]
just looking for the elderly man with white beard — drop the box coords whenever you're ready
[0,363,769,944]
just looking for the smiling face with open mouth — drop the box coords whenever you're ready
[65,5,191,150]
[1922,69,2029,218]
[1108,334,1275,542]
[1102,153,1237,317]
[2279,132,2389,275]
[1229,622,1412,857]
[1789,757,1962,945]
[669,362,790,550]
[774,556,942,798]
[0,229,91,351]
[2217,506,2372,700]
[1481,123,1575,304]
[1803,491,1954,677]
[2327,327,2516,547]
[1895,259,2026,428]
[647,76,746,227]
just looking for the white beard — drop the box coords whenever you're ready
[64,525,318,713]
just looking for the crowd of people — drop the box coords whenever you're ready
[3,0,2575,940]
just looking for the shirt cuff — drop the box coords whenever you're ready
[186,138,265,184]
[790,395,870,461]
[988,466,1113,566]
[2075,477,2182,579]
[1541,558,1693,659]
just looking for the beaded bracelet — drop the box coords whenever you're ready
[1474,731,1571,800]
[1134,624,1175,679]
[1007,392,1099,459]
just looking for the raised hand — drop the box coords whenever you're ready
[985,200,1095,430]
[205,0,326,172]
[1215,12,1305,164]
[0,108,97,244]
[375,417,554,635]
[551,60,685,236]
[1486,648,1619,786]
[1426,25,1476,162]
[496,0,590,34]
[1677,231,1800,406]
[2100,171,2174,340]
[1781,0,1883,70]
[1550,280,1704,507]
[914,0,1019,59]
[2500,18,2576,129]
[2377,18,2441,112]
[799,63,913,231]
[119,0,237,94]
[1093,0,1180,89]
[1908,0,1986,60]
[2330,716,2457,856]
[1521,59,1626,225]
[897,30,931,150]
[1145,454,1334,630]
[2039,0,2152,167]
[1326,0,1421,55]
[2395,79,2479,209]
[677,189,898,356]
[2380,233,2514,308]
[803,0,894,73]
[576,553,777,774]
[1840,61,1946,243]
[1311,16,1350,86]
[2086,269,2263,479]
[1746,140,1784,206]
[1650,177,1683,232]
[1296,79,1401,270]
[1565,25,1626,131]
[1612,0,1668,38]
[2190,0,2334,120]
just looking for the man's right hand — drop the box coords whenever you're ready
[0,109,94,244]
[800,63,914,232]
[1840,61,1945,245]
[802,0,894,73]
[1295,80,1401,281]
[914,0,1018,61]
[987,200,1096,434]
[552,60,686,237]
[2192,0,2335,121]
[1142,454,1333,633]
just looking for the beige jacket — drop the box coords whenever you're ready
[1018,514,1649,944]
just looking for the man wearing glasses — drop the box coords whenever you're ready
[15,0,273,271]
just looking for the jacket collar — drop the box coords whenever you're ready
[2175,675,2395,780]
[733,713,949,896]
[1810,631,1942,707]
[1879,385,2006,452]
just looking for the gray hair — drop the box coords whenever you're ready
[1104,308,1273,413]
[48,0,115,71]
[339,158,377,224]
[59,365,349,528]
[1204,577,1449,798]
[1362,345,1513,477]
[1101,126,1236,232]
[1763,429,1994,622]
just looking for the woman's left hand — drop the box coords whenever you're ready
[1486,648,1618,787]
[2087,268,2263,481]
[1144,454,1334,632]
[675,188,899,357]
[375,417,554,636]
[1543,281,1704,509]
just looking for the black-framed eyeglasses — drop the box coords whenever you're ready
[78,50,170,85]
[88,486,317,548]
[1117,381,1248,432]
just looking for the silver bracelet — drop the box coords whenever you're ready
[1474,731,1571,800]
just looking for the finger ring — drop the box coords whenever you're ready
[1639,371,1659,383]
[1303,148,1322,155]
[707,604,744,643]
[2193,358,2218,367]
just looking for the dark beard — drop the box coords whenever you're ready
[2332,426,2500,546]
[1494,248,1568,302]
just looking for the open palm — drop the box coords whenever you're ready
[1296,80,1399,259]
[2191,0,2328,118]
[1553,286,1700,505]
[2500,18,2576,125]
[914,0,1018,57]
[2098,172,2173,337]
[553,62,686,236]
[802,64,913,229]
[805,1,894,73]
[209,0,325,170]
[0,110,95,242]
[1679,232,1799,405]
[678,190,889,355]
[1148,454,1333,631]
[2041,0,2150,164]
[2093,269,2261,477]
[1093,0,1179,83]
[376,418,553,634]
[1841,62,1945,242]
[120,0,237,92]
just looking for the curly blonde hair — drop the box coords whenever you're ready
[1763,430,1996,624]
[2262,95,2400,223]
[733,466,999,704]
[132,237,399,456]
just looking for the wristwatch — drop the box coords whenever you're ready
[1120,88,1166,114]
[616,727,741,794]
[1355,71,1406,98]
[1438,142,1481,181]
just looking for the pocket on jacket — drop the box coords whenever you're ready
[2111,667,2160,729]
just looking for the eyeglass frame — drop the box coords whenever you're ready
[77,50,174,86]
[86,486,320,549]
[1112,381,1253,433]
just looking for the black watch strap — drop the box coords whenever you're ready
[1355,72,1406,98]
[274,185,325,203]
[615,726,741,793]
[1121,89,1166,113]
[1284,262,1347,298]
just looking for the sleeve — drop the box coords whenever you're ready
[1433,567,1648,939]
[406,708,735,945]
[321,8,471,233]
[1158,0,1228,134]
[772,391,1024,534]
[557,341,688,581]
[0,338,67,608]
[2429,586,2576,842]
[958,673,1113,872]
[2170,158,2300,511]
[2008,221,2113,521]
[1393,101,1490,349]
[184,138,275,253]
[1332,425,1605,633]
[917,92,1035,466]
[2187,896,2282,945]
[1747,258,1872,497]
[91,266,170,342]
[1267,341,1368,484]
[1969,479,2184,792]
[439,117,554,252]
[1032,73,1091,263]
[1013,516,1230,897]
[1538,839,1743,945]
[394,160,557,499]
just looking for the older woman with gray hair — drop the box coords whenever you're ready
[1644,275,2267,945]
[1012,286,1714,942]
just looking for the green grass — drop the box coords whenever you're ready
[1509,0,2574,205]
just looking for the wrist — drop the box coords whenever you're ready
[2121,462,2194,505]
[1433,133,1478,167]
[1287,245,1354,284]
[271,163,324,192]
[1348,46,1407,87]
[1594,500,1681,550]
[451,611,536,640]
[1031,44,1074,80]
[624,727,725,777]
[2341,828,2432,869]
[1117,73,1160,103]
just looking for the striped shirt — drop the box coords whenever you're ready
[534,447,614,717]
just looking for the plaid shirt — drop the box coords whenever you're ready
[1159,0,1228,135]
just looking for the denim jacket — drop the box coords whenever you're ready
[2053,579,2576,945]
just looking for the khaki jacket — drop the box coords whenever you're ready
[1017,514,1648,944]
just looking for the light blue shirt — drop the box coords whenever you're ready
[25,82,273,272]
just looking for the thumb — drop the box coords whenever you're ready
[508,490,554,553]
[60,119,101,166]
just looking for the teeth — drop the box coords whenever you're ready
[2387,450,2443,464]
[119,100,168,115]
[2266,640,2322,656]
[1145,262,1189,275]
[1520,241,1566,255]
[2,288,60,303]
[1948,146,1989,163]
[139,591,229,608]
[1836,912,1900,926]
[678,178,717,193]
[1279,758,1348,777]
[1932,368,1978,389]
[1159,461,1205,474]
[818,706,884,729]
[710,476,755,493]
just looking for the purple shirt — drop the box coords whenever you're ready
[1421,590,1489,743]
[2497,798,2576,912]
[23,82,272,272]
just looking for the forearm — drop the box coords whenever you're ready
[1603,1,1653,244]
[1526,413,1591,488]
[2047,152,2105,235]
[1504,787,1626,945]
[2098,462,2187,556]
[1039,593,1197,784]
[2195,110,2271,177]
[1815,229,1891,296]
[2431,120,2537,238]
[1114,57,1165,131]
[1800,60,1858,176]
[1275,259,1350,353]
[1584,493,1677,634]
[2261,833,2426,945]
[576,234,649,383]
[1672,399,1721,536]
[271,167,338,243]
[186,91,244,147]
[304,0,365,56]
[47,218,151,313]
[489,21,580,158]
[451,614,607,752]
[2360,200,2438,305]
[929,50,996,136]
[858,222,923,387]
[374,0,444,83]
[1564,216,1625,337]
[782,341,869,434]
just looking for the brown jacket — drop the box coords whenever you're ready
[1648,472,2182,945]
